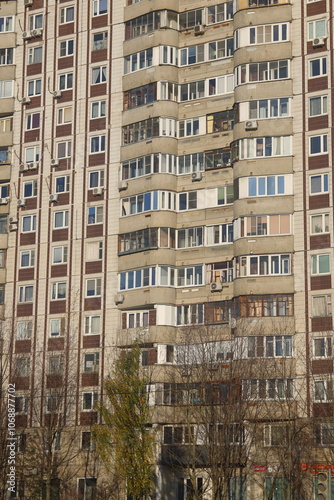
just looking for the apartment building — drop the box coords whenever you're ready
[1,0,333,498]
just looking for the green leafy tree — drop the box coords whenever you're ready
[94,344,155,500]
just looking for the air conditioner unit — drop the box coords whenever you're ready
[52,90,62,99]
[210,282,222,292]
[9,217,18,224]
[51,159,59,167]
[0,197,9,205]
[118,181,128,191]
[22,31,32,40]
[49,194,59,203]
[17,199,26,207]
[21,97,31,105]
[19,164,29,172]
[245,120,258,131]
[312,37,325,48]
[93,187,104,196]
[25,0,33,5]
[28,162,39,171]
[194,24,204,36]
[191,171,202,182]
[114,293,124,305]
[9,224,18,232]
[31,28,42,38]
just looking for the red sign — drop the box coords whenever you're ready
[300,463,334,474]
[253,466,267,472]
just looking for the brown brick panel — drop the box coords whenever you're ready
[52,229,68,242]
[311,316,333,332]
[311,275,331,291]
[58,90,73,103]
[56,192,70,205]
[308,115,328,131]
[59,23,74,37]
[30,0,44,8]
[46,375,63,388]
[57,158,71,170]
[83,335,100,348]
[15,340,31,354]
[81,373,99,387]
[310,234,330,250]
[92,15,108,29]
[17,304,33,317]
[313,403,333,417]
[15,415,28,428]
[24,130,40,143]
[26,63,42,77]
[308,154,329,170]
[85,261,102,274]
[91,49,108,63]
[307,40,328,55]
[51,264,68,278]
[44,414,61,427]
[149,309,157,326]
[49,300,66,314]
[309,194,330,210]
[58,56,74,70]
[20,233,36,246]
[312,359,333,375]
[84,297,101,310]
[56,124,72,137]
[29,96,41,108]
[122,313,127,329]
[13,377,30,390]
[18,268,34,281]
[308,76,328,93]
[88,153,105,167]
[87,190,105,202]
[48,337,65,351]
[307,0,326,16]
[89,117,106,132]
[86,224,103,238]
[25,197,37,210]
[148,348,157,365]
[90,83,107,97]
[80,412,98,426]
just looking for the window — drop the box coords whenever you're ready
[46,393,60,412]
[264,424,287,446]
[60,6,74,24]
[53,246,68,264]
[29,14,43,30]
[57,107,72,125]
[59,73,73,90]
[20,250,35,268]
[126,310,150,329]
[315,423,334,446]
[48,355,64,375]
[0,80,13,98]
[309,57,327,78]
[121,190,176,216]
[246,335,292,358]
[25,145,40,163]
[238,214,291,238]
[179,8,203,29]
[310,174,328,194]
[26,112,40,130]
[87,206,103,225]
[0,16,14,32]
[309,134,328,155]
[0,117,11,133]
[249,98,290,119]
[119,267,156,290]
[23,180,38,198]
[50,318,65,337]
[124,48,153,74]
[177,265,203,287]
[90,135,105,153]
[314,337,332,357]
[91,100,106,119]
[248,23,288,45]
[311,254,330,275]
[55,176,70,193]
[0,48,14,66]
[217,185,234,205]
[22,215,36,232]
[237,254,291,277]
[265,477,290,500]
[239,136,291,159]
[314,380,333,402]
[248,176,285,197]
[309,96,327,117]
[86,278,101,297]
[0,249,6,268]
[92,66,106,84]
[19,285,33,303]
[59,39,74,57]
[125,11,166,40]
[27,79,41,97]
[28,46,42,65]
[242,379,294,400]
[176,304,204,325]
[14,358,30,377]
[57,141,72,159]
[51,282,66,300]
[179,191,197,211]
[0,215,7,234]
[207,110,234,133]
[308,19,326,40]
[86,241,103,261]
[78,478,97,500]
[0,184,8,198]
[122,117,162,145]
[83,393,98,411]
[92,32,108,51]
[177,227,203,248]
[81,432,96,451]
[89,170,104,188]
[85,315,101,335]
[93,0,107,16]
[310,213,329,234]
[15,397,28,414]
[84,353,99,373]
[238,295,293,317]
[123,83,156,110]
[54,210,69,228]
[207,3,233,24]
[313,294,332,318]
[236,59,289,85]
[17,321,32,340]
